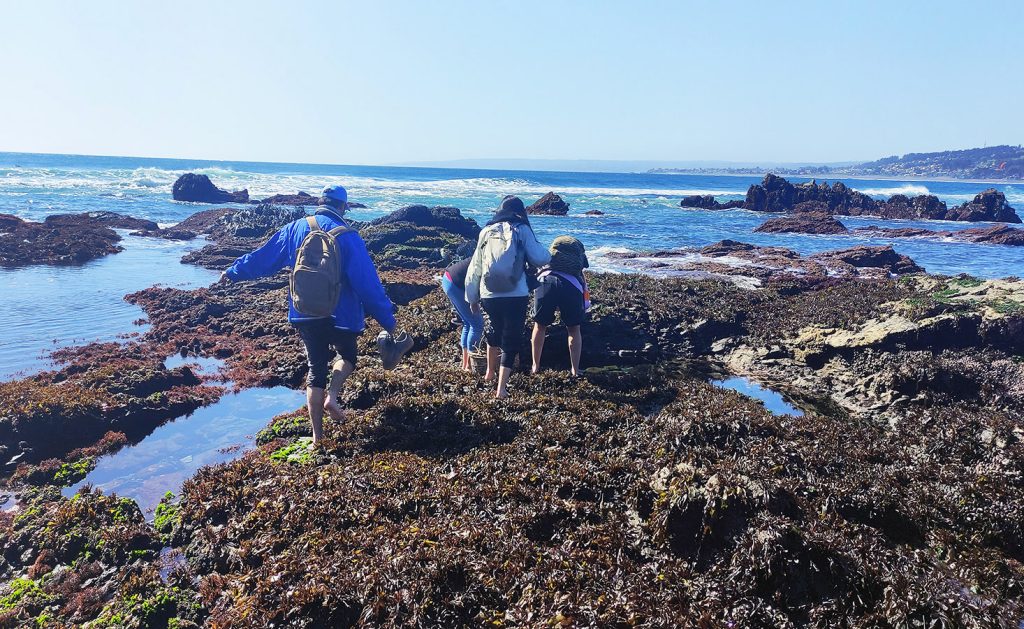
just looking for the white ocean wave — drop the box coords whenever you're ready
[853,184,931,197]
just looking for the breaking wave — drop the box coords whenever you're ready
[853,184,931,197]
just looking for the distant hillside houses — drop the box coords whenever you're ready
[652,145,1024,181]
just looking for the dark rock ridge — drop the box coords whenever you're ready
[526,192,570,215]
[738,174,1021,223]
[808,245,923,275]
[0,213,123,267]
[744,174,878,214]
[172,173,249,204]
[257,192,321,206]
[253,192,366,208]
[368,205,480,240]
[610,240,923,280]
[856,223,1024,246]
[680,195,745,210]
[207,203,307,240]
[584,210,605,216]
[46,211,158,231]
[754,213,849,235]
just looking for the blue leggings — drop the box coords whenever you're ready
[441,274,484,350]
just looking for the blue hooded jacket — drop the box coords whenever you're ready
[225,209,396,332]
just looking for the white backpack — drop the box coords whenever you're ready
[478,222,526,293]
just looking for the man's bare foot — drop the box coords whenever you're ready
[323,399,345,422]
[495,389,508,399]
[484,372,495,382]
[531,366,540,375]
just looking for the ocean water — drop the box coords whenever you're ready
[1,151,1022,380]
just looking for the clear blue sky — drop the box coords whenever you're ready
[2,0,1021,165]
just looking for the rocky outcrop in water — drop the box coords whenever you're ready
[680,195,745,210]
[45,211,158,231]
[368,205,480,240]
[946,188,1021,222]
[526,192,570,215]
[172,173,249,204]
[744,174,878,214]
[0,214,123,267]
[741,174,1022,223]
[257,192,320,206]
[754,213,849,234]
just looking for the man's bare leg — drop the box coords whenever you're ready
[496,365,512,399]
[306,386,326,445]
[531,323,547,374]
[324,358,355,421]
[567,325,583,377]
[484,344,500,382]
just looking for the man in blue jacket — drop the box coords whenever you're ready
[222,185,411,445]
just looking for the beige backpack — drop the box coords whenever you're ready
[290,216,352,317]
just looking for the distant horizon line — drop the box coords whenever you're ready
[0,148,872,175]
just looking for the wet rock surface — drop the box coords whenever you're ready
[609,240,923,282]
[754,213,850,234]
[856,223,1024,246]
[2,203,1024,626]
[256,191,321,206]
[172,173,249,204]
[526,191,570,215]
[0,213,124,267]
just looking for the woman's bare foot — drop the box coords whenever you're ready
[495,389,508,399]
[323,399,345,422]
[484,371,495,382]
[531,365,540,375]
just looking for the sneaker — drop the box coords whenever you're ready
[378,330,414,370]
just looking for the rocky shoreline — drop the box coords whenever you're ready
[682,173,1022,223]
[1,201,1023,626]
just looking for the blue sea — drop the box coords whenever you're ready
[2,151,1022,380]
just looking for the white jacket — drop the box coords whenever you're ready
[465,222,551,303]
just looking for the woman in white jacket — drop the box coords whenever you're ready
[465,196,551,398]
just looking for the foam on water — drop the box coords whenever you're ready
[853,183,931,197]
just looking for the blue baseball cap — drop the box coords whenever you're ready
[321,185,348,203]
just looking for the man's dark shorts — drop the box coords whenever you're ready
[293,318,359,389]
[533,274,585,327]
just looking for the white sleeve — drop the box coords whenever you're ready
[521,226,552,267]
[464,230,486,304]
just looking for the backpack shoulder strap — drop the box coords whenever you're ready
[327,224,353,237]
[305,216,321,232]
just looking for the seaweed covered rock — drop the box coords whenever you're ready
[754,213,849,235]
[0,344,219,466]
[368,205,480,240]
[809,245,923,276]
[0,214,123,267]
[45,211,158,231]
[257,191,321,206]
[207,203,307,240]
[362,206,479,270]
[526,192,570,215]
[172,173,249,204]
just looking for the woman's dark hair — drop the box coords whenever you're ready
[486,195,530,227]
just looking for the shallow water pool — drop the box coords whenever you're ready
[63,385,305,517]
[711,376,804,416]
[0,233,218,380]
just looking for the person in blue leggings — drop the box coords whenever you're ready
[441,257,484,370]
